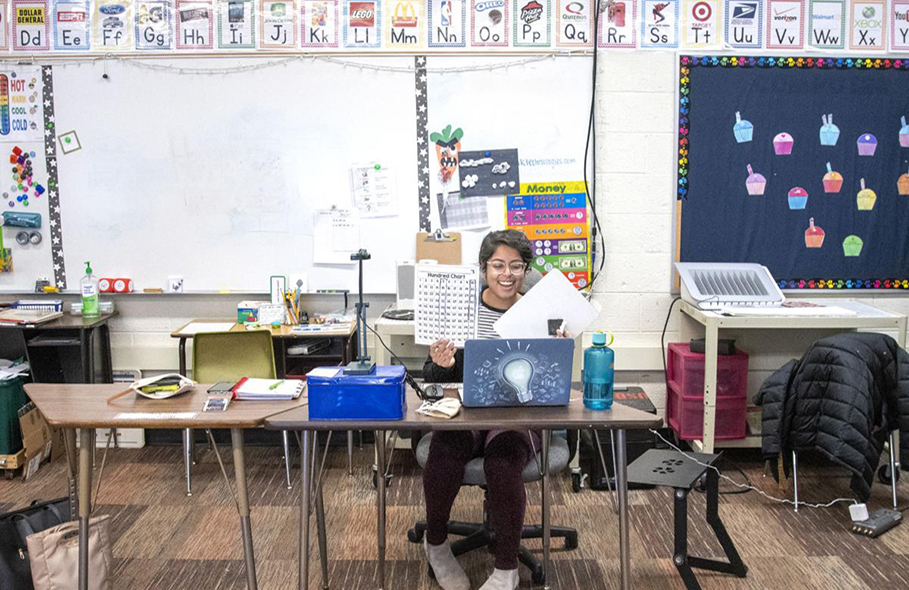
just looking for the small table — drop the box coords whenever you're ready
[266,388,663,590]
[25,382,306,590]
[7,313,115,383]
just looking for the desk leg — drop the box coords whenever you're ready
[348,431,354,476]
[701,321,719,454]
[616,429,630,590]
[541,430,552,590]
[79,330,92,383]
[375,429,387,590]
[78,427,93,590]
[300,431,313,590]
[231,428,258,590]
[313,437,329,590]
[64,428,78,518]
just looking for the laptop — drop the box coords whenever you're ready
[461,338,574,407]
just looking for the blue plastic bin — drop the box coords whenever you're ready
[307,365,407,420]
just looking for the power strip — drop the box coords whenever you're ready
[851,509,902,538]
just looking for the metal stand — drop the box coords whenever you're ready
[345,249,375,376]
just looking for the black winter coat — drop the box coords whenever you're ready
[754,332,909,501]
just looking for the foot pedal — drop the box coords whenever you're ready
[851,509,902,538]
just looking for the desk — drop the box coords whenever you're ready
[3,313,115,384]
[24,382,306,590]
[679,299,907,453]
[266,389,663,590]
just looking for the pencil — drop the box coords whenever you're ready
[106,388,134,403]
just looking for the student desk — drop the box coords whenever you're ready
[678,299,907,453]
[3,313,115,384]
[24,382,306,590]
[266,388,663,590]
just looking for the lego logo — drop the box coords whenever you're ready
[351,9,372,17]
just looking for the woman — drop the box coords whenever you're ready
[422,229,564,590]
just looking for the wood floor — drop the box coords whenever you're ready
[1,438,907,590]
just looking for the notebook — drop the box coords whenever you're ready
[231,378,305,401]
[460,338,574,407]
[0,308,63,326]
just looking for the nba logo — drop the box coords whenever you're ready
[441,0,452,25]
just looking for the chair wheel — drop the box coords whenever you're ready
[564,531,579,550]
[878,464,901,485]
[571,473,582,493]
[407,528,424,543]
[531,565,545,585]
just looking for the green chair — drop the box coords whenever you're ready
[186,330,293,495]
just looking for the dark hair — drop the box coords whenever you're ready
[478,230,533,269]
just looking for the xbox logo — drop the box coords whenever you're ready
[862,6,875,18]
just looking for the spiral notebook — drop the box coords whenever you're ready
[231,378,305,401]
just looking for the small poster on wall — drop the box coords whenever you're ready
[682,0,721,48]
[894,0,909,51]
[428,0,466,47]
[849,0,886,50]
[52,0,90,51]
[343,0,380,47]
[259,0,297,48]
[808,0,845,49]
[136,0,174,50]
[598,0,636,48]
[301,0,338,47]
[471,0,508,47]
[0,66,44,143]
[176,0,214,48]
[218,0,256,48]
[93,0,133,50]
[555,0,592,48]
[513,0,550,47]
[386,0,424,48]
[0,1,8,50]
[641,0,679,48]
[724,0,762,48]
[766,0,805,49]
[12,0,50,51]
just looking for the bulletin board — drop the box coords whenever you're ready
[677,56,909,290]
[0,54,592,293]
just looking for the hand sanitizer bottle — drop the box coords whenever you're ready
[81,261,99,317]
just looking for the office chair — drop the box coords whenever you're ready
[185,330,293,495]
[407,432,578,585]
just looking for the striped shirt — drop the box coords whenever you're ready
[477,299,507,340]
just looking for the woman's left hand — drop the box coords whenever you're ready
[555,328,571,338]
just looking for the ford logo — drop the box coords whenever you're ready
[99,4,126,14]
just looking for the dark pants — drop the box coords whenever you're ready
[423,429,539,570]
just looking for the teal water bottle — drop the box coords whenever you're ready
[583,331,614,410]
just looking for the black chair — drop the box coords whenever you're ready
[407,432,578,585]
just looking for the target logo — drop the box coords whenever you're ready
[692,1,712,21]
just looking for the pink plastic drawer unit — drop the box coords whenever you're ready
[667,385,747,441]
[667,342,748,398]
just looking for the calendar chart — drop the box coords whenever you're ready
[505,181,591,289]
[415,264,481,347]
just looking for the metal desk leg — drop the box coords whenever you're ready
[701,321,719,453]
[375,429,387,590]
[100,324,113,382]
[283,430,293,489]
[541,430,552,590]
[313,437,329,590]
[348,431,354,476]
[64,428,78,518]
[183,428,193,497]
[300,431,313,590]
[79,330,92,383]
[179,337,188,375]
[78,427,93,590]
[615,429,630,590]
[231,428,258,590]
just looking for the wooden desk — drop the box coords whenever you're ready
[679,299,907,453]
[266,389,663,590]
[3,313,115,384]
[25,382,306,590]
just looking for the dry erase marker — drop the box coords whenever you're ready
[269,380,284,390]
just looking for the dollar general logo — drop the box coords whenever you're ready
[17,7,45,24]
[392,1,417,26]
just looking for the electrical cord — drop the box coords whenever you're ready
[583,0,606,295]
[365,322,431,401]
[660,296,683,381]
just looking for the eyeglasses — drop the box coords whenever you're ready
[487,261,527,274]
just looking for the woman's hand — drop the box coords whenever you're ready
[555,328,571,339]
[430,339,456,368]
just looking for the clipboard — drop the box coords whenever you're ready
[416,231,461,265]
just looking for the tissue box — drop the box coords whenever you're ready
[307,365,407,420]
[237,300,268,324]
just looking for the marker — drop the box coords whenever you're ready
[269,380,284,390]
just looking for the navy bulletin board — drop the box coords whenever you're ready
[678,56,909,290]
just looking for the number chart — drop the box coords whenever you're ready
[505,181,590,289]
[415,263,480,347]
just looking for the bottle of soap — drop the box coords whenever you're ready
[81,261,99,317]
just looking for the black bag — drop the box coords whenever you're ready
[0,498,71,590]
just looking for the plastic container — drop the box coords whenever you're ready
[307,365,406,420]
[666,383,747,441]
[80,261,99,318]
[666,342,748,398]
[583,332,614,410]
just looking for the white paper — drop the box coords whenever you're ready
[113,412,198,420]
[350,162,397,217]
[307,367,341,378]
[494,270,599,339]
[178,322,236,335]
[330,208,360,251]
[313,210,357,264]
[415,263,480,347]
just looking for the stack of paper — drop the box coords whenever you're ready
[0,308,63,326]
[233,378,305,401]
[0,359,29,381]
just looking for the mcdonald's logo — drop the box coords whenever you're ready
[392,1,418,26]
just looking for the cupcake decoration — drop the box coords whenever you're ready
[823,162,843,193]
[857,133,877,156]
[733,112,753,143]
[856,178,876,210]
[900,116,909,148]
[745,164,766,195]
[898,167,909,196]
[805,218,825,248]
[773,132,794,155]
[788,187,808,210]
[843,235,863,257]
[819,114,840,146]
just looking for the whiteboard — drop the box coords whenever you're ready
[0,55,592,293]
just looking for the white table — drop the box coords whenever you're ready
[678,299,907,453]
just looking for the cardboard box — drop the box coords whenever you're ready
[18,404,53,480]
[0,449,26,470]
[237,300,268,324]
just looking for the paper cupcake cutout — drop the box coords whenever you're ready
[773,133,794,155]
[819,114,840,146]
[788,187,808,209]
[805,218,825,248]
[900,116,909,148]
[898,168,909,195]
[857,134,877,156]
[745,165,766,195]
[733,112,753,143]
[823,162,843,193]
[857,178,876,210]
[843,235,863,257]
